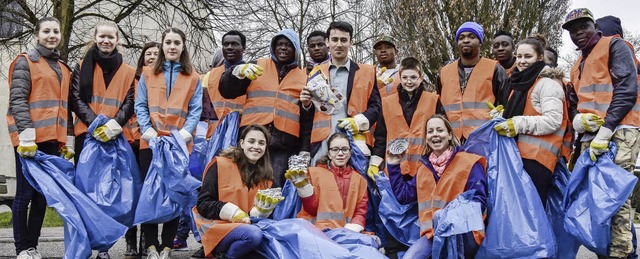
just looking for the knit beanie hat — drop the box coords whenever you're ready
[456,22,484,44]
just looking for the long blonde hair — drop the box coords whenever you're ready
[422,114,461,155]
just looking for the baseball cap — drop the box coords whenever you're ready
[562,8,595,30]
[373,35,396,49]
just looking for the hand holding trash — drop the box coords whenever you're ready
[307,65,344,114]
[376,67,393,86]
[486,102,504,119]
[285,154,314,198]
[250,188,284,218]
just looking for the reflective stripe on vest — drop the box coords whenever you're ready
[439,58,497,139]
[7,53,70,146]
[298,166,367,230]
[239,59,304,137]
[382,91,438,176]
[570,36,640,127]
[310,63,376,144]
[416,152,486,239]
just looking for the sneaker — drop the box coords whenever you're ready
[96,251,110,259]
[146,246,160,259]
[172,238,188,251]
[190,247,206,258]
[26,248,42,259]
[17,250,33,259]
[159,247,171,259]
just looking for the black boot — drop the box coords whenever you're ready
[124,227,139,259]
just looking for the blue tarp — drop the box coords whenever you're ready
[431,190,484,259]
[324,228,386,259]
[272,180,302,220]
[134,131,202,224]
[75,115,141,227]
[20,152,127,259]
[547,158,579,258]
[375,172,420,246]
[464,119,557,258]
[564,143,637,255]
[205,111,240,167]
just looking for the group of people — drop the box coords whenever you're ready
[6,5,640,259]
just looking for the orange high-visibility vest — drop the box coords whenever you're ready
[382,91,439,176]
[570,36,640,127]
[297,166,367,230]
[7,53,71,147]
[505,60,517,77]
[192,156,271,257]
[514,78,568,172]
[73,62,136,137]
[139,66,199,149]
[205,66,246,138]
[122,77,140,143]
[439,58,497,139]
[310,63,376,146]
[240,59,304,137]
[417,151,486,244]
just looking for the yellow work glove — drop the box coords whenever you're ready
[337,117,359,134]
[60,136,75,160]
[493,118,518,137]
[17,128,37,158]
[231,210,250,223]
[486,102,504,119]
[573,113,604,134]
[92,119,123,142]
[250,191,285,218]
[589,127,613,161]
[232,63,264,80]
[367,165,380,182]
[376,67,393,86]
[285,169,314,198]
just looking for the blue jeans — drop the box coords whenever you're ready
[404,232,479,258]
[213,224,263,259]
[270,149,291,187]
[12,142,59,254]
[176,209,197,241]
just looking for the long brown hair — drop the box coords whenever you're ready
[136,41,160,75]
[219,124,274,188]
[315,132,350,166]
[422,114,461,155]
[154,27,193,75]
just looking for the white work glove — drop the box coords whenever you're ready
[17,128,37,158]
[284,169,314,198]
[232,64,264,80]
[178,128,193,144]
[589,127,613,161]
[60,136,75,160]
[141,127,158,142]
[92,119,123,142]
[344,223,365,233]
[249,191,285,218]
[337,114,370,134]
[219,202,250,224]
[376,67,393,86]
[573,113,604,134]
[486,102,504,119]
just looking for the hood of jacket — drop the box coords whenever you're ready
[270,29,301,67]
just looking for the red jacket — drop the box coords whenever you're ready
[301,164,368,227]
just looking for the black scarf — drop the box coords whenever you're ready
[502,61,546,118]
[79,45,123,103]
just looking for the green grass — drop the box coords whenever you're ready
[0,207,63,228]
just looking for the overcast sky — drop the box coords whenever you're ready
[560,0,640,63]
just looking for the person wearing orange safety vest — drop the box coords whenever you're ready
[219,29,307,187]
[68,23,136,173]
[194,125,280,258]
[202,30,247,138]
[134,27,203,258]
[494,36,568,206]
[491,30,517,76]
[373,35,401,98]
[7,17,71,259]
[436,22,508,142]
[371,57,444,182]
[286,132,369,233]
[299,21,382,165]
[386,115,487,258]
[563,8,640,258]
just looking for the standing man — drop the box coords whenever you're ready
[491,30,516,74]
[300,21,381,163]
[436,22,508,142]
[563,8,640,258]
[374,35,400,98]
[306,30,330,74]
[219,29,307,186]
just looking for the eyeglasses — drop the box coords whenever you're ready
[329,147,351,154]
[401,75,420,82]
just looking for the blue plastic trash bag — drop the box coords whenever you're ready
[134,130,202,224]
[464,119,557,258]
[20,152,127,259]
[546,158,579,258]
[431,190,484,259]
[189,121,209,179]
[75,115,141,227]
[343,129,387,245]
[205,110,240,166]
[272,180,302,220]
[253,218,375,259]
[564,143,637,255]
[324,228,387,259]
[375,172,420,246]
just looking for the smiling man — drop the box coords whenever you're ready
[374,35,400,97]
[491,30,516,74]
[435,21,508,142]
[563,8,640,258]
